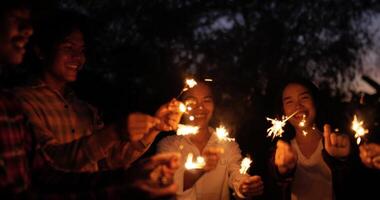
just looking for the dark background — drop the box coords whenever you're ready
[7,0,380,158]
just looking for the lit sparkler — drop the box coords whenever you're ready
[266,111,299,140]
[179,102,195,121]
[176,124,199,136]
[351,115,369,145]
[239,156,252,174]
[185,153,205,169]
[299,114,306,127]
[177,78,198,98]
[298,114,308,136]
[216,125,235,142]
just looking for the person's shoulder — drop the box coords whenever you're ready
[13,80,43,96]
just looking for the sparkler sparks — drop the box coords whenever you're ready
[298,114,308,136]
[185,153,205,170]
[266,111,299,140]
[176,78,198,99]
[176,124,199,136]
[351,115,369,145]
[299,114,306,127]
[239,156,252,174]
[216,125,235,142]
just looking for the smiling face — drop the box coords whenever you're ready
[282,83,317,129]
[0,7,33,65]
[182,82,214,128]
[44,29,85,85]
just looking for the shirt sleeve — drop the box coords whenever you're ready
[16,93,109,172]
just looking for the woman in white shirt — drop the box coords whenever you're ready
[273,78,353,200]
[157,79,264,200]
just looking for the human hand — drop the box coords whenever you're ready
[275,140,297,175]
[155,99,183,131]
[239,175,264,197]
[359,143,380,170]
[132,152,181,198]
[202,147,223,172]
[127,112,160,142]
[323,124,351,159]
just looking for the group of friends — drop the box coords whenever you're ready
[1,1,379,199]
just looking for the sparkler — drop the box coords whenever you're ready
[299,114,306,127]
[239,156,252,174]
[351,115,369,145]
[177,79,197,98]
[176,124,199,136]
[266,111,299,140]
[179,101,195,121]
[298,114,309,136]
[184,153,205,170]
[216,125,235,142]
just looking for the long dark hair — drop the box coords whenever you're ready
[277,77,327,139]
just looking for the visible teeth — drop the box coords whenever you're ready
[67,65,78,69]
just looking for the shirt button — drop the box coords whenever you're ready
[71,129,75,133]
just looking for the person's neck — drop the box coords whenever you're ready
[42,73,66,95]
[191,126,211,142]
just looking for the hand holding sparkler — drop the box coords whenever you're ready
[155,99,183,131]
[202,147,224,172]
[275,140,298,175]
[130,152,181,199]
[359,143,380,170]
[127,113,161,142]
[238,176,264,198]
[323,124,351,159]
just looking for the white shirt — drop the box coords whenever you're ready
[290,139,333,200]
[157,128,247,200]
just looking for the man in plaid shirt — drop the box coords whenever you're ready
[0,0,34,196]
[0,3,181,198]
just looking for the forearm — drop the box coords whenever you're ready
[131,129,160,152]
[43,124,119,170]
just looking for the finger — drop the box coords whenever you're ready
[323,124,332,147]
[330,133,337,146]
[150,152,181,166]
[373,156,380,169]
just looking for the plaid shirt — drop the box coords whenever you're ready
[0,89,31,195]
[15,81,141,173]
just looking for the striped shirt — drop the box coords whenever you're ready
[0,89,31,195]
[15,81,139,173]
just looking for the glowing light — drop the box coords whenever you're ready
[240,156,252,174]
[176,124,199,136]
[185,153,205,169]
[351,115,369,145]
[216,125,235,141]
[266,111,299,140]
[179,102,186,113]
[186,79,197,88]
[299,114,306,127]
